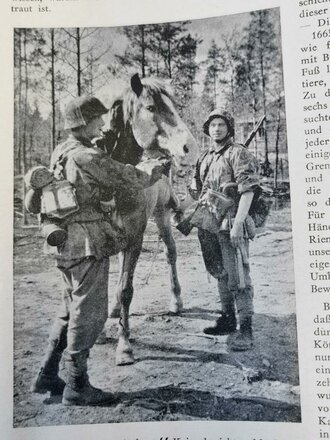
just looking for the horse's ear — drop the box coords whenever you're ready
[109,100,124,132]
[131,73,143,97]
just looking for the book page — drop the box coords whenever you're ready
[0,0,329,439]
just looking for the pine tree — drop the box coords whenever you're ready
[116,25,151,78]
[148,21,190,79]
[14,28,47,224]
[244,9,279,172]
[219,30,241,114]
[57,27,111,96]
[202,40,224,110]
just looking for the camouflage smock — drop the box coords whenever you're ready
[47,135,153,261]
[194,137,259,198]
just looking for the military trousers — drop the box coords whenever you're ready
[198,229,254,318]
[48,256,110,356]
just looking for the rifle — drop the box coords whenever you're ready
[244,115,265,148]
[176,115,266,236]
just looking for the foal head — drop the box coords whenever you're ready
[108,74,198,165]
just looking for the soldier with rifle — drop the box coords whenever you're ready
[184,109,261,351]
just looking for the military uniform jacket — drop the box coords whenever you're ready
[193,137,259,198]
[48,134,153,261]
[191,137,260,233]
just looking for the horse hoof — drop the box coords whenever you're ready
[109,305,121,319]
[169,297,183,314]
[116,352,135,366]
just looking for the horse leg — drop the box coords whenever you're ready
[154,209,183,314]
[116,237,143,366]
[109,283,121,319]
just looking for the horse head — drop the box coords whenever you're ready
[106,74,198,166]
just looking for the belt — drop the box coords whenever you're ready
[62,208,104,225]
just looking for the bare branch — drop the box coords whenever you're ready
[81,28,100,39]
[57,42,78,55]
[62,29,76,40]
[55,53,77,71]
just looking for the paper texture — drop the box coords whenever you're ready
[1,0,329,439]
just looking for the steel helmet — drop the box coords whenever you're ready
[64,96,108,130]
[203,108,235,137]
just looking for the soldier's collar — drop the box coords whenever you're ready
[209,136,233,155]
[69,134,94,148]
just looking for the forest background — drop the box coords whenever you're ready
[13,7,288,223]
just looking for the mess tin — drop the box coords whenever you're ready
[41,179,79,219]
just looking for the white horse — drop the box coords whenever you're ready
[99,74,198,365]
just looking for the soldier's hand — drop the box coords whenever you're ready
[137,158,171,183]
[230,221,244,248]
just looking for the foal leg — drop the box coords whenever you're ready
[116,237,143,366]
[154,209,183,314]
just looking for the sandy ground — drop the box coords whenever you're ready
[13,207,301,427]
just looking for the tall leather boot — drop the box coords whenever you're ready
[31,342,66,395]
[229,315,253,351]
[62,350,116,406]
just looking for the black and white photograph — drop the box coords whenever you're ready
[13,7,301,427]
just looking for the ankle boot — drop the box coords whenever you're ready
[62,380,117,406]
[203,310,237,335]
[229,316,253,351]
[62,351,116,406]
[31,348,65,395]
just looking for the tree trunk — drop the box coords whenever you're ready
[230,74,235,114]
[274,96,282,189]
[167,39,172,79]
[76,28,81,96]
[253,99,258,160]
[22,29,28,225]
[29,133,33,168]
[258,12,270,169]
[213,72,217,107]
[17,31,22,175]
[51,28,56,152]
[141,25,146,78]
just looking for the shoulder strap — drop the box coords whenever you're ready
[197,143,233,198]
[52,142,84,179]
[202,142,232,183]
[196,149,209,182]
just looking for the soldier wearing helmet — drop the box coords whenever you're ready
[191,108,259,351]
[31,96,166,406]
